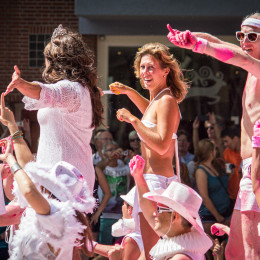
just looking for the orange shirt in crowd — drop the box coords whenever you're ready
[223,147,242,200]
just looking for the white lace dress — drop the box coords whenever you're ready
[23,79,95,190]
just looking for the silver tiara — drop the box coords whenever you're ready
[51,24,66,45]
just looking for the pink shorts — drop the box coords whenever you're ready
[234,157,260,212]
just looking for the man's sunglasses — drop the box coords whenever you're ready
[236,31,260,42]
[157,205,174,214]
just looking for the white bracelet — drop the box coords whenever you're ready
[193,37,208,54]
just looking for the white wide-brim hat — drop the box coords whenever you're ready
[120,186,136,207]
[13,161,95,213]
[143,181,204,234]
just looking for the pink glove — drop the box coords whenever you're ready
[211,224,226,236]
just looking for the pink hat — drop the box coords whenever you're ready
[143,181,204,234]
[13,161,95,213]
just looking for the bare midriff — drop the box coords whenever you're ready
[141,139,175,177]
[241,74,260,159]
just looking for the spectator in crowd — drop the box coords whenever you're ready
[112,186,144,260]
[221,126,242,207]
[178,129,194,165]
[96,141,130,245]
[130,155,212,260]
[194,139,232,259]
[128,130,141,156]
[193,113,225,158]
[93,129,114,166]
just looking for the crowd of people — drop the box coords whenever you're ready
[0,11,260,260]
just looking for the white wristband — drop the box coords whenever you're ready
[193,37,208,54]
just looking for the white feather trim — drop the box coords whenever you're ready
[149,227,213,260]
[9,198,88,259]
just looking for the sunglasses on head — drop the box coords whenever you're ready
[156,205,174,214]
[236,31,260,42]
[129,137,140,142]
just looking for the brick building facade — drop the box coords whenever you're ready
[0,0,97,152]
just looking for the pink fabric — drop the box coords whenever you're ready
[252,136,260,148]
[214,48,234,62]
[254,119,260,136]
[234,158,260,212]
[193,38,208,54]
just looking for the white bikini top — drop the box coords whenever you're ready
[137,88,181,182]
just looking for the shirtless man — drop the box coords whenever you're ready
[167,12,260,260]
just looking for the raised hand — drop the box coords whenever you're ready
[0,140,12,162]
[167,24,197,50]
[0,93,16,127]
[5,65,22,96]
[109,82,131,95]
[129,155,145,178]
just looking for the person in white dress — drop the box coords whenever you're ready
[5,25,103,191]
[0,95,96,259]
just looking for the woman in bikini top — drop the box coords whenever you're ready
[110,42,188,180]
[110,42,189,259]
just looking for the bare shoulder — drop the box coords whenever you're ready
[158,94,178,110]
[195,167,207,177]
[168,253,192,260]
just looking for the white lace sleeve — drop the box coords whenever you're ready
[35,200,86,248]
[22,80,83,112]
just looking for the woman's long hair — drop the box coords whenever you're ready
[43,28,103,127]
[194,139,225,175]
[134,42,189,103]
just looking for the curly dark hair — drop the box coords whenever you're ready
[42,27,103,127]
[134,42,189,103]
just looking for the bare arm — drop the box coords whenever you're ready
[193,32,240,48]
[4,153,50,215]
[195,168,224,222]
[192,117,200,154]
[0,94,34,167]
[167,28,260,78]
[110,82,149,114]
[6,66,41,99]
[91,167,112,224]
[130,156,157,230]
[117,96,180,155]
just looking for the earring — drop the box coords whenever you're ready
[163,75,166,78]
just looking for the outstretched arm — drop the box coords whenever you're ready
[110,82,149,114]
[167,25,260,78]
[5,65,41,99]
[0,94,34,167]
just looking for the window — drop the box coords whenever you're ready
[29,34,50,67]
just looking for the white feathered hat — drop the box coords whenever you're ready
[13,161,95,213]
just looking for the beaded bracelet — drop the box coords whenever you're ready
[11,130,23,141]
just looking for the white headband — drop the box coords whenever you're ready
[242,18,260,28]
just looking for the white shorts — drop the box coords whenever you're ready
[234,157,260,212]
